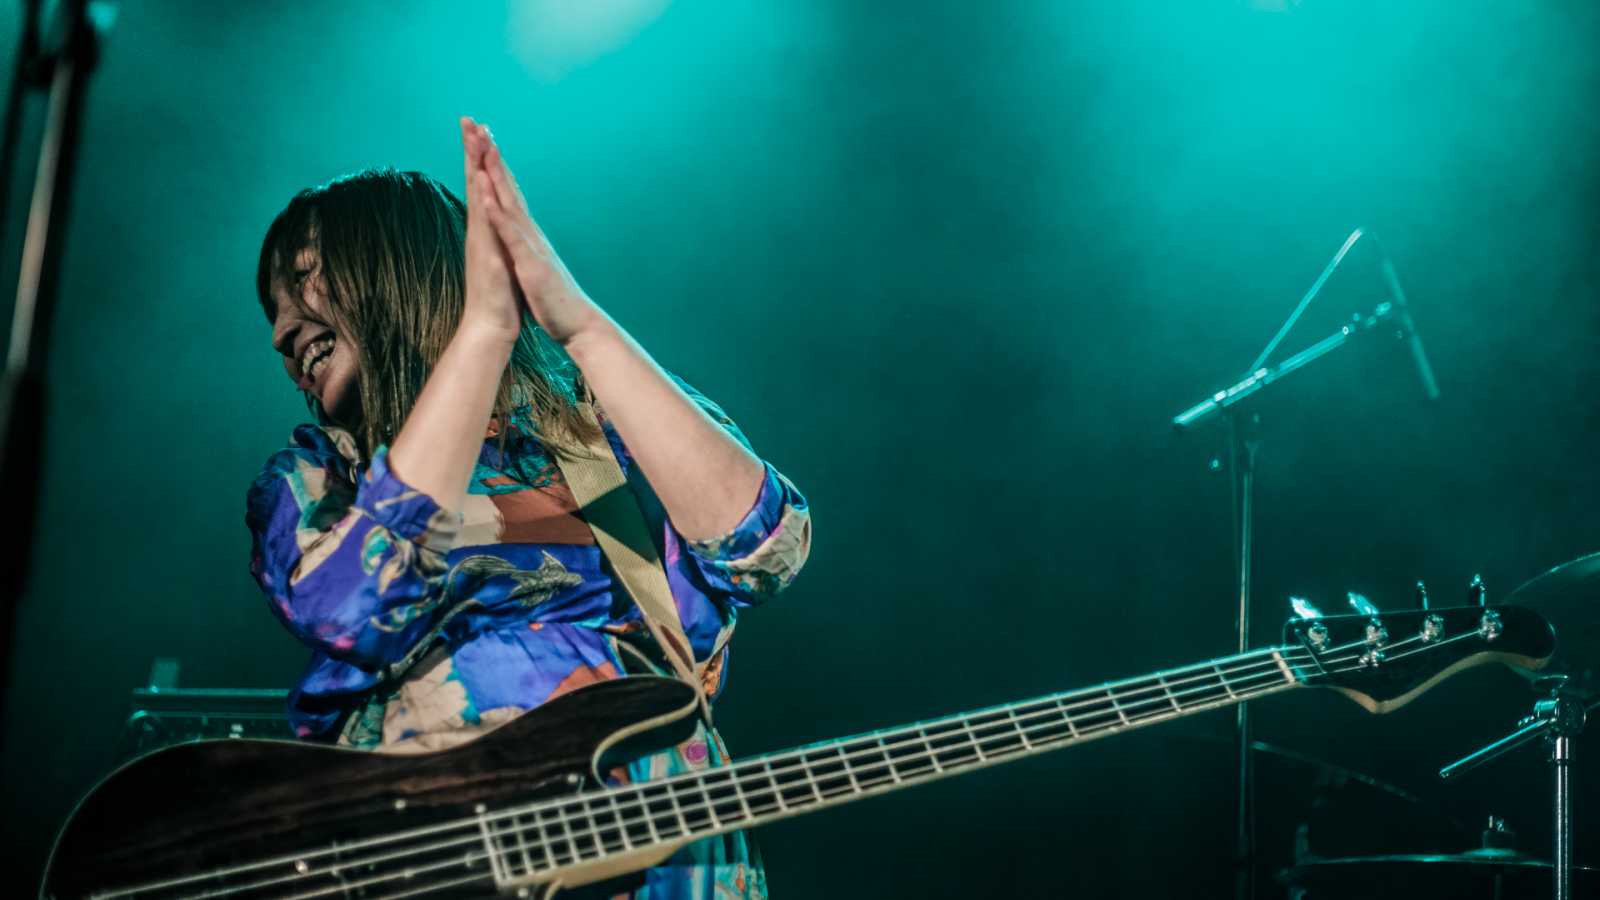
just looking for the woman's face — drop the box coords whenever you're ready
[270,247,362,429]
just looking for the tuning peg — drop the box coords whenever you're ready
[1468,574,1488,607]
[1347,592,1380,618]
[1290,597,1325,620]
[1415,580,1429,610]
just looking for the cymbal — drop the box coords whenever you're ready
[1281,851,1598,899]
[1506,552,1600,698]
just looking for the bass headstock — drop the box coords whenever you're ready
[1283,604,1554,713]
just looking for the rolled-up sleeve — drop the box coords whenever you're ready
[680,462,810,604]
[245,424,461,668]
[646,380,812,607]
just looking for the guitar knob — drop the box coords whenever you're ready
[1347,592,1380,618]
[1291,596,1325,620]
[1413,581,1446,641]
[1346,593,1388,667]
[1468,574,1488,607]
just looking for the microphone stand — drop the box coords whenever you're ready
[1226,407,1260,900]
[0,0,114,745]
[1174,295,1413,900]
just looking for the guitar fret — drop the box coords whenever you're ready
[1052,695,1081,740]
[739,760,774,817]
[843,737,888,789]
[511,810,536,876]
[1005,704,1036,750]
[604,790,636,851]
[979,711,1026,757]
[578,799,607,858]
[585,793,625,855]
[1067,693,1112,735]
[915,726,944,774]
[639,786,684,841]
[701,769,747,828]
[689,779,721,831]
[800,754,826,804]
[667,785,692,836]
[633,787,663,844]
[963,718,989,761]
[1212,663,1240,699]
[835,743,864,794]
[1107,690,1131,726]
[761,759,790,812]
[547,804,579,865]
[1157,675,1183,713]
[733,771,757,819]
[876,735,905,783]
[475,803,511,886]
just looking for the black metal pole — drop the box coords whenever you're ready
[0,0,107,747]
[1553,734,1571,900]
[1230,411,1260,900]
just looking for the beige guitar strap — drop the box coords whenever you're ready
[555,401,712,724]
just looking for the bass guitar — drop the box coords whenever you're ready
[43,603,1553,898]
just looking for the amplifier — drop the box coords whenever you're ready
[118,686,291,762]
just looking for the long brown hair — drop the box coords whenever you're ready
[256,168,597,456]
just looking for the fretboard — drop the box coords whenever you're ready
[479,645,1303,881]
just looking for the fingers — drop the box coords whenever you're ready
[474,170,500,215]
[461,117,495,211]
[484,197,540,281]
[483,140,533,223]
[460,117,479,206]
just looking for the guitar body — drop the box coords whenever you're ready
[42,676,701,900]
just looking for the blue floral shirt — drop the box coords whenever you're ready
[245,385,811,899]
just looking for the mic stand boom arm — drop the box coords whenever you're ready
[1171,300,1405,431]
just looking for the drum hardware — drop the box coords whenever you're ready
[1440,676,1589,900]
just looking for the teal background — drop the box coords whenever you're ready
[2,1,1597,896]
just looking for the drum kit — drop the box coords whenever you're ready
[1271,553,1599,899]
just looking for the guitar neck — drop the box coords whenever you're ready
[481,645,1303,879]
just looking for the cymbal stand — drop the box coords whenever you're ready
[1439,675,1589,900]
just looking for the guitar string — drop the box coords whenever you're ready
[391,629,1484,900]
[93,644,1308,900]
[276,670,1315,900]
[304,629,1492,900]
[119,626,1476,900]
[126,640,1376,900]
[355,623,1484,900]
[140,645,1322,898]
[348,635,1457,900]
[348,630,1487,900]
[191,629,1489,900]
[173,643,1363,900]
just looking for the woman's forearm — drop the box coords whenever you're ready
[387,322,515,512]
[565,314,766,542]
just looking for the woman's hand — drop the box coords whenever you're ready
[382,119,523,510]
[459,118,522,345]
[468,126,766,539]
[472,129,604,346]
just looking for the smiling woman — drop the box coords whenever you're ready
[242,121,812,898]
[256,168,588,455]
